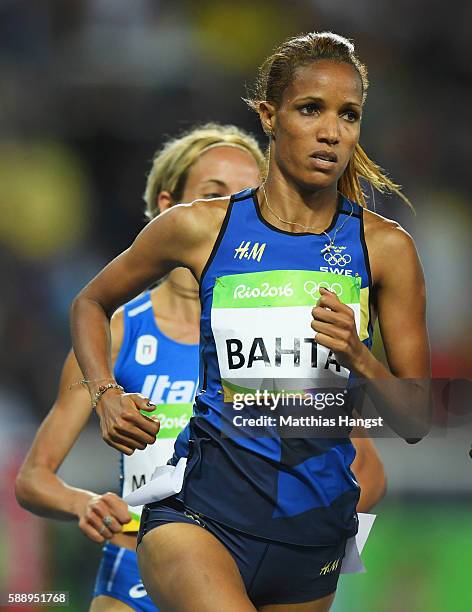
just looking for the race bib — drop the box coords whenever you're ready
[211,270,361,397]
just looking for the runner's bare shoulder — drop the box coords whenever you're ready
[362,207,418,285]
[173,196,230,242]
[146,196,231,273]
[157,196,230,249]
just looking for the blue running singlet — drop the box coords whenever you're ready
[114,290,199,531]
[174,188,373,546]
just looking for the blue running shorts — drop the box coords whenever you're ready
[137,497,346,607]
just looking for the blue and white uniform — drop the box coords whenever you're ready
[180,187,372,543]
[139,188,373,605]
[93,291,199,610]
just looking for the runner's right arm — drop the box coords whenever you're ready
[15,349,100,520]
[71,200,223,455]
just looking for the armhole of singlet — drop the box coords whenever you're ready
[198,194,236,297]
[113,304,132,384]
[359,207,373,335]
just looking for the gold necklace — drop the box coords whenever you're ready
[260,183,353,253]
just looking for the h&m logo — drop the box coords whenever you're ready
[319,557,341,575]
[234,241,266,262]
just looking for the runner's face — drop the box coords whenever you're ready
[271,60,362,192]
[182,146,261,202]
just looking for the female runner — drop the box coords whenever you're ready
[69,31,418,612]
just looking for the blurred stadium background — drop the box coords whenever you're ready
[1,1,471,611]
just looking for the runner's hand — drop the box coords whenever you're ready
[311,287,368,369]
[95,390,160,455]
[78,492,132,543]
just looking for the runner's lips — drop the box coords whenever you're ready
[310,150,338,163]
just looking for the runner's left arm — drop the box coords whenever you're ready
[351,431,386,512]
[311,222,431,440]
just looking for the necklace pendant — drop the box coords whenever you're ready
[320,242,333,254]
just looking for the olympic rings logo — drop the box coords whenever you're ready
[303,281,343,299]
[323,250,352,266]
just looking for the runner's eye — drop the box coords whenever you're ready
[299,103,321,116]
[202,192,224,199]
[341,110,360,123]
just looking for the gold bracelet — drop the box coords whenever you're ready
[69,378,116,390]
[91,383,124,409]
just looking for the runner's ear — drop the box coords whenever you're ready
[157,191,174,213]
